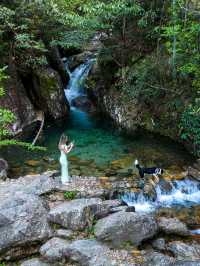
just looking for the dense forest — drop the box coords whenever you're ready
[0,0,200,154]
[1,1,200,266]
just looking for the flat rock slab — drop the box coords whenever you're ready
[167,241,200,261]
[158,217,190,236]
[95,211,158,247]
[58,176,108,198]
[48,198,102,230]
[0,192,52,253]
[0,171,59,198]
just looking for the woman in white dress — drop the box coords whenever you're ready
[58,134,74,184]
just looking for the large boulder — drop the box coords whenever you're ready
[66,239,138,266]
[167,241,200,261]
[0,171,60,197]
[71,96,95,113]
[0,192,52,254]
[48,198,102,230]
[64,239,109,266]
[40,237,69,262]
[94,212,158,247]
[0,159,8,181]
[142,251,174,266]
[157,217,190,236]
[32,67,69,120]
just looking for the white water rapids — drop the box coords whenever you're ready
[121,178,200,213]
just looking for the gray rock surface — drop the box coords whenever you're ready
[48,198,102,230]
[0,192,52,253]
[172,261,200,266]
[152,238,166,251]
[0,158,8,181]
[95,199,123,218]
[142,251,174,266]
[94,211,158,247]
[54,229,73,239]
[66,239,109,266]
[158,217,189,236]
[20,258,51,266]
[40,237,69,262]
[167,241,200,260]
[0,171,59,197]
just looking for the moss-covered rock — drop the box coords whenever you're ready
[32,67,69,120]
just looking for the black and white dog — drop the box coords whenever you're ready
[134,159,163,183]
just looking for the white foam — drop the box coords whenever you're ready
[121,179,200,213]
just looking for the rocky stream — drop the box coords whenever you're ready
[1,48,200,266]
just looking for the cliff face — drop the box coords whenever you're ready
[0,48,69,136]
[88,54,193,153]
[0,62,37,135]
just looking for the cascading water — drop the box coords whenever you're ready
[121,178,200,213]
[65,59,94,105]
[64,59,95,129]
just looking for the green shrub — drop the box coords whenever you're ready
[180,104,200,156]
[63,191,78,200]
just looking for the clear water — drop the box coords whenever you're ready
[0,60,194,180]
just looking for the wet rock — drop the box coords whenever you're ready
[0,159,8,181]
[152,238,166,251]
[67,52,93,70]
[143,181,157,201]
[142,251,174,266]
[110,206,129,213]
[158,179,173,194]
[167,241,200,260]
[48,198,102,230]
[187,166,200,181]
[40,237,69,262]
[20,258,51,266]
[193,159,200,171]
[54,229,73,239]
[158,217,190,236]
[0,192,52,254]
[126,206,135,212]
[94,211,158,247]
[71,96,95,113]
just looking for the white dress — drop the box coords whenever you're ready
[59,150,70,184]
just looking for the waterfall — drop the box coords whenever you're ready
[121,178,200,213]
[64,58,95,129]
[65,59,94,105]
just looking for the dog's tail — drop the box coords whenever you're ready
[134,159,140,169]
